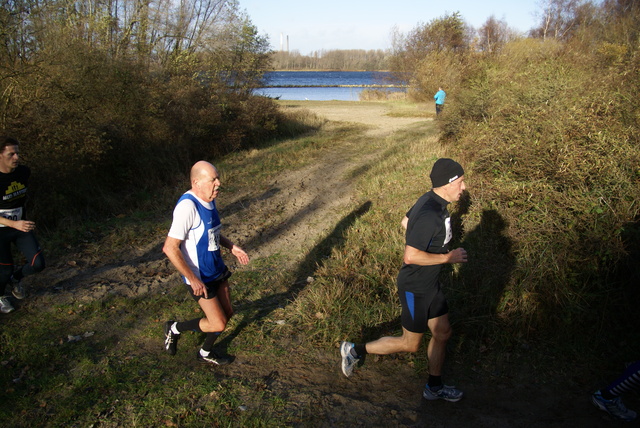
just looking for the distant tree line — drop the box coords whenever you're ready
[268,14,519,72]
[271,49,391,70]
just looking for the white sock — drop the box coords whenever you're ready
[199,348,210,357]
[171,323,180,335]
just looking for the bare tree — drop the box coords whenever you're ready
[404,12,470,55]
[478,15,517,54]
[533,0,586,40]
[388,12,472,88]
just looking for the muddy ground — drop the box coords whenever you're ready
[20,101,633,427]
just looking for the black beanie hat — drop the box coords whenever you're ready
[430,158,464,188]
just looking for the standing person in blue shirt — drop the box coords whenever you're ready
[340,158,467,402]
[0,136,45,314]
[162,161,249,365]
[434,87,446,116]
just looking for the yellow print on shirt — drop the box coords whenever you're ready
[3,181,27,201]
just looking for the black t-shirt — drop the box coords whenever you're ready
[397,190,451,293]
[0,165,30,222]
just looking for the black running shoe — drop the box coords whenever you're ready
[197,351,231,365]
[10,276,25,300]
[163,321,179,355]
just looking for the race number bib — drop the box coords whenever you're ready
[208,224,222,251]
[0,207,23,227]
[444,217,452,245]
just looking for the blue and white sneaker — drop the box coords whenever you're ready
[592,390,637,421]
[340,341,360,377]
[423,384,463,402]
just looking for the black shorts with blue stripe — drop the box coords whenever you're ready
[398,284,449,333]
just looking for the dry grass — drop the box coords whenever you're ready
[437,38,640,344]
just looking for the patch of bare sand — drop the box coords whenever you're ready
[282,101,430,137]
[220,138,358,267]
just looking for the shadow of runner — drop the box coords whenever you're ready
[222,187,282,218]
[452,206,515,339]
[594,218,640,355]
[216,200,373,352]
[450,190,471,244]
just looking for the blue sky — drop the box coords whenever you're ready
[240,0,544,55]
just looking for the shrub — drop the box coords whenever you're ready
[437,36,640,343]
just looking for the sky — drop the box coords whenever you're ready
[239,0,544,55]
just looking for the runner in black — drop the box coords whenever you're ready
[0,136,45,313]
[340,158,467,402]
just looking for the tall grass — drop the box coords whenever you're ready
[287,123,443,344]
[285,37,640,366]
[436,38,640,349]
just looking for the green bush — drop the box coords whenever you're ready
[438,37,640,341]
[2,49,297,228]
[1,0,282,229]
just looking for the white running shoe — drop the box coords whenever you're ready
[0,296,15,314]
[197,350,231,365]
[340,341,360,377]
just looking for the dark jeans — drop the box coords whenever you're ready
[0,228,45,288]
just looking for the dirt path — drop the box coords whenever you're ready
[24,102,618,427]
[222,102,429,266]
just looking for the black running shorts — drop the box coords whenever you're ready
[398,286,449,333]
[186,268,232,301]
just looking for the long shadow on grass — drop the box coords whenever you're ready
[452,205,515,340]
[216,200,372,352]
[596,219,640,355]
[222,187,281,218]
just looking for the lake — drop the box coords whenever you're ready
[256,71,405,101]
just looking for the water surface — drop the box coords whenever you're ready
[256,71,404,101]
